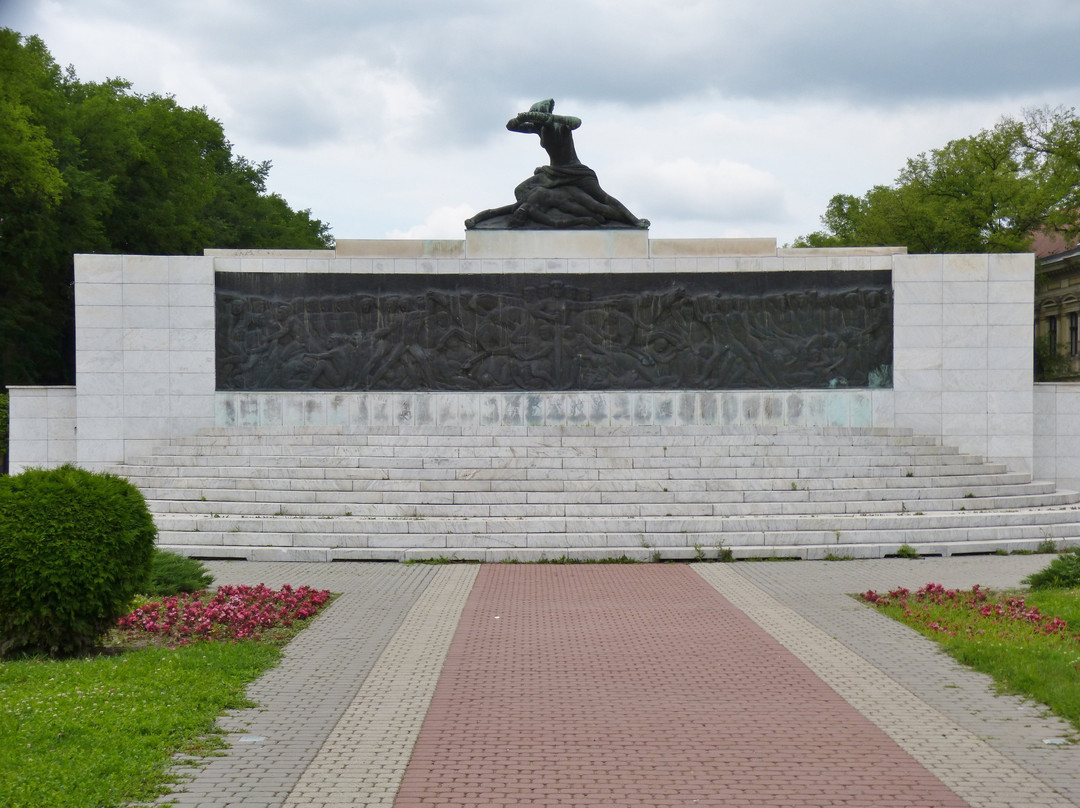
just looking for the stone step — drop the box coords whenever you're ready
[138,475,1053,501]
[151,505,1080,538]
[152,535,1074,563]
[145,487,1077,518]
[124,470,1038,499]
[115,459,1006,482]
[122,423,1080,562]
[155,514,1080,556]
[119,455,982,475]
[137,441,963,460]
[159,428,950,445]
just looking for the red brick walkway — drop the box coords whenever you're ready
[393,565,969,807]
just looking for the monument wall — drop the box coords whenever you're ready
[7,236,1037,478]
[1035,383,1080,492]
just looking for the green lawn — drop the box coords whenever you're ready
[0,580,333,808]
[0,642,281,808]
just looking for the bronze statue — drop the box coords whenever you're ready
[465,99,649,230]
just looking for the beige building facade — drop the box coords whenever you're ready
[1036,244,1080,378]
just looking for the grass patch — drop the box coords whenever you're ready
[0,642,281,807]
[1025,589,1080,629]
[0,585,333,807]
[861,583,1080,731]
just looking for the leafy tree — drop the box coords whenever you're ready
[1021,106,1080,242]
[796,108,1080,253]
[0,29,333,388]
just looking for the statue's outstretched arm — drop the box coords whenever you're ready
[506,110,581,134]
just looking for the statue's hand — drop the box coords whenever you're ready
[506,112,547,133]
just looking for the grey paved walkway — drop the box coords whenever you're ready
[156,556,1080,807]
[729,558,1080,806]
[156,564,445,807]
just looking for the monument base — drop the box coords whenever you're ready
[9,235,1072,562]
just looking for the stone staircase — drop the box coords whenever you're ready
[111,425,1080,562]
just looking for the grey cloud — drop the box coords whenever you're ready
[19,0,1080,156]
[26,0,1080,108]
[323,0,1080,149]
[362,1,1080,107]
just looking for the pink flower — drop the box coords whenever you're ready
[117,584,332,644]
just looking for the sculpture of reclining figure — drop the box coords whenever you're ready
[465,99,649,230]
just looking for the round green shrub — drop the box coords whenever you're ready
[144,548,214,597]
[0,465,157,657]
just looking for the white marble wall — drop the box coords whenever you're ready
[4,242,1039,478]
[1034,383,1080,491]
[73,254,216,467]
[892,253,1033,474]
[7,386,76,473]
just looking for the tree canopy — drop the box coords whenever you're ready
[0,30,333,388]
[794,107,1080,254]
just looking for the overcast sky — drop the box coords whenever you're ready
[5,0,1079,245]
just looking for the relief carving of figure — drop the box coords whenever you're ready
[215,274,893,392]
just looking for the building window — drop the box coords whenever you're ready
[1048,315,1058,351]
[1071,312,1079,357]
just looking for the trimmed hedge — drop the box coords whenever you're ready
[0,465,157,657]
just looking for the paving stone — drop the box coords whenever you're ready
[150,558,1080,807]
[281,565,477,808]
[394,565,968,807]
[155,562,442,807]
[697,556,1080,808]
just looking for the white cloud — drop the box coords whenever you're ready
[386,204,477,240]
[618,157,787,223]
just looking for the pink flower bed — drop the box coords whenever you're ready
[861,582,1074,638]
[117,584,332,643]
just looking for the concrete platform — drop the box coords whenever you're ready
[158,556,1080,807]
